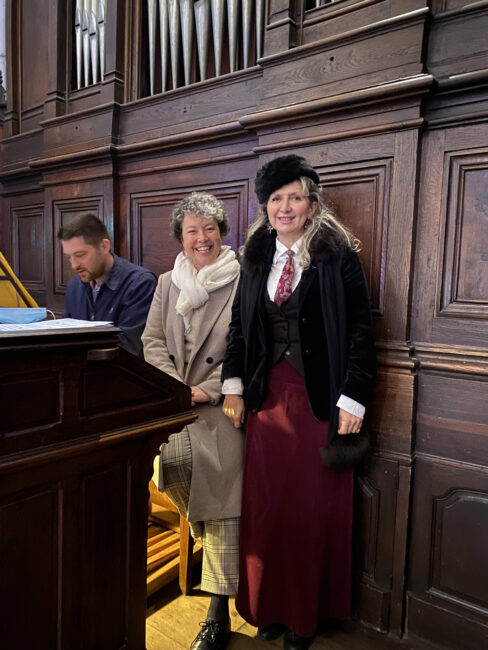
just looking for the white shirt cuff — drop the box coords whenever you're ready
[336,394,365,418]
[222,377,244,395]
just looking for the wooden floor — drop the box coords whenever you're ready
[146,582,438,650]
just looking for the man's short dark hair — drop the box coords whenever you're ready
[57,212,110,246]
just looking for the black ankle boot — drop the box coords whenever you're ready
[257,622,287,640]
[283,628,314,650]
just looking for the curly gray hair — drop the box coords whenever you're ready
[170,192,230,242]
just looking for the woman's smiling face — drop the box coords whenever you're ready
[266,180,317,247]
[181,213,222,271]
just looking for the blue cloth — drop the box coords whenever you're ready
[62,254,157,356]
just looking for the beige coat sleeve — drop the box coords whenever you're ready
[141,273,182,383]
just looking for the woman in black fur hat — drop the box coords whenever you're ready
[221,154,376,649]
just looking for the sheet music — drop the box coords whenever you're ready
[0,318,113,332]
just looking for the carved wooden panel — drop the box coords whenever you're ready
[130,183,248,277]
[0,483,60,649]
[416,371,488,466]
[407,458,488,649]
[53,197,105,293]
[438,152,488,319]
[11,205,45,293]
[428,3,488,80]
[431,489,488,608]
[20,0,50,132]
[80,462,129,648]
[321,160,391,317]
[354,456,401,631]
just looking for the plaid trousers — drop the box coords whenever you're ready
[156,428,240,596]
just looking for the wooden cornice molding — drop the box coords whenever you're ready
[412,342,488,376]
[116,121,244,157]
[258,7,429,67]
[433,0,488,22]
[252,118,424,153]
[375,340,417,372]
[240,75,433,130]
[303,0,385,28]
[29,145,115,171]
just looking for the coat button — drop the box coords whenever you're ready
[305,349,312,356]
[206,357,213,364]
[169,354,175,361]
[301,317,309,324]
[285,350,291,356]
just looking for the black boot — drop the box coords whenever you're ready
[257,622,287,640]
[283,628,314,650]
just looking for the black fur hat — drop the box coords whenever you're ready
[255,154,320,204]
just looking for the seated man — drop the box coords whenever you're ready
[58,212,156,356]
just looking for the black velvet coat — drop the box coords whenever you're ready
[221,225,377,445]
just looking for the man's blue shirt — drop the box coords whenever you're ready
[63,254,157,356]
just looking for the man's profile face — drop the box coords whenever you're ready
[61,236,111,284]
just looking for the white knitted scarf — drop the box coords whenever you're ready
[172,245,240,332]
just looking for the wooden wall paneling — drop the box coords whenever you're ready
[0,187,44,302]
[302,0,427,45]
[427,2,488,81]
[119,152,258,271]
[3,0,20,137]
[11,204,46,296]
[406,456,488,649]
[44,0,68,121]
[354,454,411,633]
[18,0,51,133]
[264,0,300,56]
[412,122,488,348]
[258,10,426,111]
[0,481,61,649]
[414,369,488,466]
[437,150,488,320]
[118,70,261,147]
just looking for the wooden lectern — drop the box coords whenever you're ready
[0,326,196,650]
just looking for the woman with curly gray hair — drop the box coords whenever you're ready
[142,192,243,650]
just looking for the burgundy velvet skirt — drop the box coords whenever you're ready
[235,360,354,638]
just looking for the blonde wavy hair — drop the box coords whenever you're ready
[247,177,360,268]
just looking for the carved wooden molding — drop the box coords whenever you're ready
[317,159,392,318]
[11,205,46,294]
[240,76,432,129]
[260,6,429,66]
[437,150,488,320]
[430,488,488,614]
[356,475,380,581]
[413,342,488,376]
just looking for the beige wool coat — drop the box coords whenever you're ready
[142,271,244,523]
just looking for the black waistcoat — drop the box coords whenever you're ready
[264,286,304,375]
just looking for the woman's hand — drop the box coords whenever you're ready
[190,386,210,407]
[222,394,245,428]
[338,408,363,435]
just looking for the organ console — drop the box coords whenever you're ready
[0,326,196,650]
